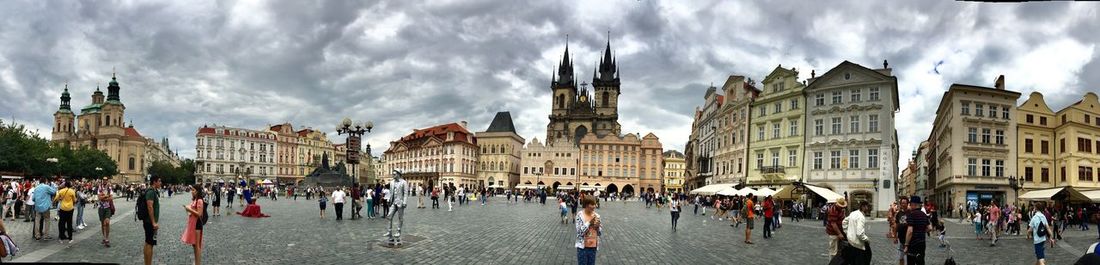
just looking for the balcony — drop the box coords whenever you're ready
[758,166,785,174]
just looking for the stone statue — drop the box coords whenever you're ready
[321,152,330,170]
[385,169,410,245]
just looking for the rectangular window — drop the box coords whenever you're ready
[1087,114,1092,124]
[868,149,879,168]
[756,153,764,168]
[814,119,824,136]
[772,123,780,139]
[989,107,997,118]
[789,120,799,136]
[831,117,842,135]
[815,94,825,106]
[1078,166,1093,181]
[981,128,991,144]
[1002,107,1010,119]
[968,128,977,143]
[1061,167,1067,182]
[995,130,1004,145]
[757,126,765,141]
[850,115,860,133]
[1041,168,1050,182]
[869,87,880,101]
[774,102,782,114]
[851,89,861,102]
[830,151,841,169]
[961,102,970,116]
[975,104,984,117]
[759,106,766,117]
[981,159,991,176]
[832,91,842,104]
[1040,116,1048,126]
[790,98,799,110]
[1027,114,1034,124]
[995,160,1005,177]
[771,151,780,166]
[1025,139,1034,153]
[849,150,860,169]
[788,150,797,167]
[1061,138,1066,152]
[1025,167,1034,182]
[1042,140,1050,154]
[869,115,879,132]
[967,158,977,176]
[813,152,823,169]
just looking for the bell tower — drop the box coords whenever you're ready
[592,33,622,136]
[52,83,75,143]
[547,39,578,143]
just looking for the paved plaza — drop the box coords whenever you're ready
[3,195,1096,264]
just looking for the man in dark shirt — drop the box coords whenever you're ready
[904,196,931,265]
[894,197,910,265]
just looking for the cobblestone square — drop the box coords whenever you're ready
[0,195,1090,264]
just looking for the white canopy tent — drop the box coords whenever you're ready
[716,187,738,196]
[773,184,844,203]
[690,183,737,195]
[1019,187,1092,203]
[515,184,538,190]
[1082,190,1100,203]
[754,187,778,197]
[558,185,575,190]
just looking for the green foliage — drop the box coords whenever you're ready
[147,158,196,185]
[0,119,119,179]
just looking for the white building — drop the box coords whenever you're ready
[802,61,899,215]
[195,125,278,184]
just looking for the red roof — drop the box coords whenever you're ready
[125,127,143,138]
[716,95,725,106]
[197,127,215,134]
[400,123,471,141]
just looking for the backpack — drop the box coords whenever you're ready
[135,188,151,221]
[1037,222,1048,237]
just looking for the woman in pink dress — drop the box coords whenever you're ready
[181,184,205,265]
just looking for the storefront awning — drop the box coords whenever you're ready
[579,186,605,191]
[1082,190,1100,203]
[558,185,575,190]
[690,183,737,195]
[515,184,538,190]
[774,184,844,202]
[1020,187,1092,202]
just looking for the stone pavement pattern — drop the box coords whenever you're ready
[1,195,1093,264]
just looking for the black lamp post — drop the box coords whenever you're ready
[337,117,373,185]
[1008,176,1019,205]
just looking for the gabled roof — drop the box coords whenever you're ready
[1018,92,1055,115]
[125,127,143,138]
[484,112,517,133]
[804,61,892,91]
[763,65,797,84]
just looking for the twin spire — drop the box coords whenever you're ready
[553,32,619,89]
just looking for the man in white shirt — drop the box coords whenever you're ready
[332,187,347,220]
[844,201,872,265]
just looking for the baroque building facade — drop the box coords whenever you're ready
[746,66,806,187]
[476,112,525,191]
[802,61,899,214]
[194,125,277,184]
[51,74,180,183]
[1017,92,1100,191]
[713,75,759,186]
[663,150,686,193]
[383,122,479,188]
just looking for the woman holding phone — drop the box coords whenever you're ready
[181,184,205,265]
[575,195,602,265]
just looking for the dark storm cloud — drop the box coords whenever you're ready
[1,1,1097,179]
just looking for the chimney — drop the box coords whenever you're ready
[994,75,1005,90]
[460,121,468,129]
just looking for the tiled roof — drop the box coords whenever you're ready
[125,127,143,138]
[484,112,517,133]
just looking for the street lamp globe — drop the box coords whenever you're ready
[366,121,374,130]
[341,117,353,128]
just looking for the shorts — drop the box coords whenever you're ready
[897,244,906,261]
[319,202,327,210]
[212,199,221,207]
[98,208,113,222]
[1034,242,1045,259]
[142,221,157,246]
[746,217,755,229]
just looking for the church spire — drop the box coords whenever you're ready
[554,35,575,88]
[107,70,121,102]
[597,31,617,81]
[59,83,71,111]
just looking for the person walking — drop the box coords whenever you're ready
[211,185,221,217]
[431,187,439,209]
[97,182,114,247]
[743,194,755,244]
[559,197,569,223]
[990,201,1002,246]
[1028,201,1055,265]
[33,179,57,241]
[763,196,774,239]
[669,196,681,231]
[332,187,347,221]
[842,201,873,265]
[53,182,77,244]
[75,186,87,230]
[350,185,361,220]
[892,197,910,265]
[318,190,328,219]
[903,196,931,265]
[182,184,205,265]
[141,177,162,265]
[826,198,848,258]
[225,186,235,210]
[575,196,602,265]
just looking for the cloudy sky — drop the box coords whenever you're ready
[2,1,1098,174]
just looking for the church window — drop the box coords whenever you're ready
[602,92,610,107]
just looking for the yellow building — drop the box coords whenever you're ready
[747,65,806,187]
[294,127,337,179]
[1016,92,1057,191]
[662,150,686,193]
[51,75,180,183]
[476,112,525,191]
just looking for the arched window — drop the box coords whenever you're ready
[557,94,565,109]
[602,92,610,107]
[106,115,110,126]
[128,157,135,170]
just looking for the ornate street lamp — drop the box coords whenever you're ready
[1008,176,1019,205]
[337,117,373,185]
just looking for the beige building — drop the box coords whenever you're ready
[383,122,479,188]
[713,75,759,186]
[663,150,686,193]
[294,128,338,179]
[578,133,663,195]
[51,75,180,183]
[899,158,917,198]
[519,137,580,190]
[476,112,525,191]
[747,66,807,187]
[1017,92,1100,191]
[194,125,277,184]
[268,123,300,182]
[929,76,1020,209]
[686,86,724,189]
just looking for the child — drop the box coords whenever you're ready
[559,198,568,224]
[318,191,328,219]
[973,211,983,240]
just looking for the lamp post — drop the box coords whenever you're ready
[337,117,373,185]
[1008,176,1019,205]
